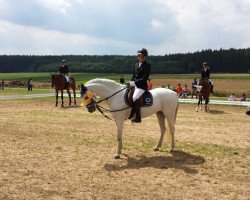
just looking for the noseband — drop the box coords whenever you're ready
[86,99,96,113]
[80,84,130,119]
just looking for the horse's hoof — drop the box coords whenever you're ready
[114,155,120,159]
[154,147,160,151]
[169,149,175,153]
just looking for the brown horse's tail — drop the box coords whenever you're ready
[70,77,76,90]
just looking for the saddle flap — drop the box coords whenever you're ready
[124,87,153,107]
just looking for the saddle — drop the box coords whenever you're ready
[124,87,153,107]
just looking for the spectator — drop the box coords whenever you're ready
[240,93,246,101]
[147,79,152,90]
[0,79,4,90]
[175,83,182,97]
[182,84,189,98]
[27,78,33,91]
[167,84,172,90]
[191,78,198,99]
[228,93,236,101]
[120,74,125,84]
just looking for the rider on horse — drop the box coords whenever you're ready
[59,60,70,88]
[200,62,214,93]
[128,48,151,123]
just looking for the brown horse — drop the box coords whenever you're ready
[51,73,76,107]
[196,79,211,112]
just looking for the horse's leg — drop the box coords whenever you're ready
[205,98,209,112]
[154,111,166,151]
[61,90,64,107]
[73,89,76,105]
[163,110,176,152]
[55,90,59,107]
[200,97,203,110]
[114,119,124,159]
[196,96,201,112]
[67,88,71,106]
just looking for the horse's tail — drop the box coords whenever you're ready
[70,77,76,90]
[174,101,179,123]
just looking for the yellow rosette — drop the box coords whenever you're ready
[80,91,94,106]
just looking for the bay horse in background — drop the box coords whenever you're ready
[80,78,179,159]
[196,79,211,112]
[51,73,76,107]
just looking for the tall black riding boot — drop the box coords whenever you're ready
[128,102,135,119]
[132,99,141,123]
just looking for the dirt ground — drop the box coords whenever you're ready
[151,79,250,97]
[0,98,249,200]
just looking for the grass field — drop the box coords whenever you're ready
[0,98,249,199]
[0,73,250,97]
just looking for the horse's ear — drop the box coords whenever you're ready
[81,83,84,88]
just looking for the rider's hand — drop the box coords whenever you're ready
[129,81,135,87]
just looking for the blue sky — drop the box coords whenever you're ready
[0,0,249,55]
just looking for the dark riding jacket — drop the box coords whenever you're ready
[132,61,151,90]
[59,65,69,75]
[201,68,210,79]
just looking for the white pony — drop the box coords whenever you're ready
[80,78,179,159]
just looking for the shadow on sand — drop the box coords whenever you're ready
[60,105,81,109]
[104,150,205,174]
[209,109,229,114]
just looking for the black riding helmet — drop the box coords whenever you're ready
[137,48,148,57]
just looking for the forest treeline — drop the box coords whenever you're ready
[0,48,250,74]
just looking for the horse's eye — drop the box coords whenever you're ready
[84,96,88,100]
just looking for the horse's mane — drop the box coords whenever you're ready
[86,78,122,90]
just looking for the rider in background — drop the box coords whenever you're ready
[59,60,70,87]
[201,62,214,93]
[128,48,151,123]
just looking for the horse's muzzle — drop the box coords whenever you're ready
[86,99,96,113]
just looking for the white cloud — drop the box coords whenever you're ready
[38,0,71,14]
[151,19,164,29]
[0,0,249,55]
[0,20,140,55]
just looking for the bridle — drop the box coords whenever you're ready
[80,84,131,120]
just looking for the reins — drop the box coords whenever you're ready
[85,86,131,120]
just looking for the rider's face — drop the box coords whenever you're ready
[138,54,146,62]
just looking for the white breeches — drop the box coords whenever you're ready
[65,75,70,82]
[133,88,145,102]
